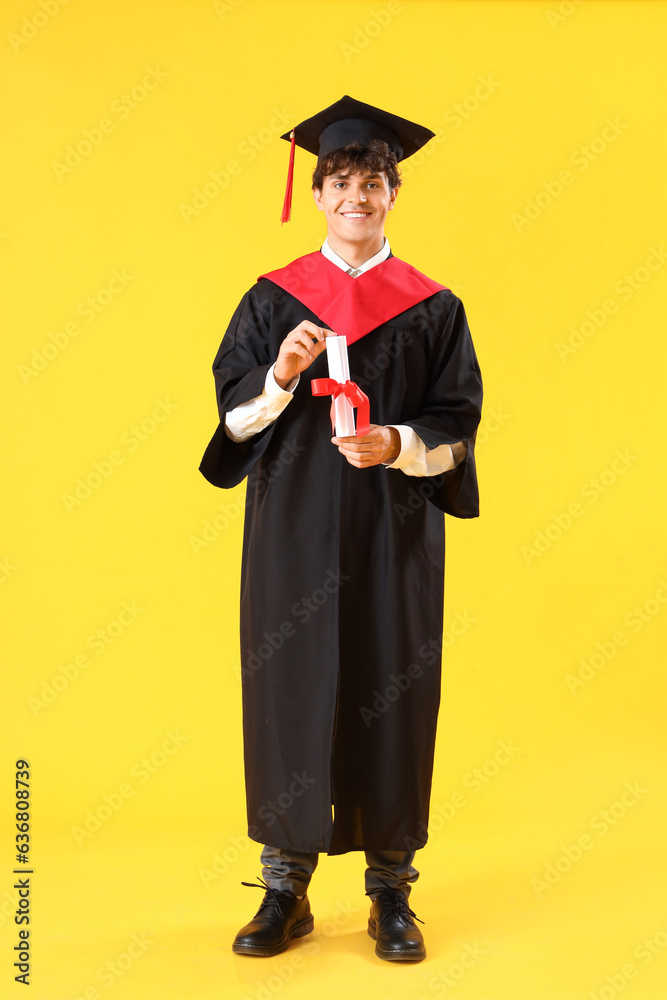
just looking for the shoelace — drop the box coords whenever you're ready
[365,877,425,924]
[241,876,293,919]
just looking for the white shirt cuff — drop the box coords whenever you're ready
[224,363,298,442]
[383,424,455,477]
[266,363,300,396]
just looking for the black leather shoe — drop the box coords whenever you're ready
[232,877,314,957]
[367,881,426,962]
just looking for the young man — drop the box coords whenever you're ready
[200,96,483,962]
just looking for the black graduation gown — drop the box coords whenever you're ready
[200,255,483,855]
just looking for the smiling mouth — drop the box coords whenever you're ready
[340,211,372,218]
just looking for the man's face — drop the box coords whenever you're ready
[312,168,398,247]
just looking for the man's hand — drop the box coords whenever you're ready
[332,424,401,468]
[450,440,468,466]
[274,321,335,389]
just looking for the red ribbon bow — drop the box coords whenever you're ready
[311,378,371,437]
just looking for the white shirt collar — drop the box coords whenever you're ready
[320,236,391,276]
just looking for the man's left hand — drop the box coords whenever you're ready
[332,424,400,468]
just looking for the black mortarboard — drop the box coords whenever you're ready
[279,95,435,223]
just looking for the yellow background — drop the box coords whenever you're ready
[2,1,666,997]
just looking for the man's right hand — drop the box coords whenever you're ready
[273,321,335,389]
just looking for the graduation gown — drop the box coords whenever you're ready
[200,251,483,855]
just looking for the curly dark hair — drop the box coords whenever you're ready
[311,139,402,191]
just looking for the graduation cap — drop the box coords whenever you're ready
[279,95,436,223]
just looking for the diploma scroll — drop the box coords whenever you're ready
[325,335,356,436]
[310,336,371,438]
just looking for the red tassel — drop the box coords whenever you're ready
[280,129,296,224]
